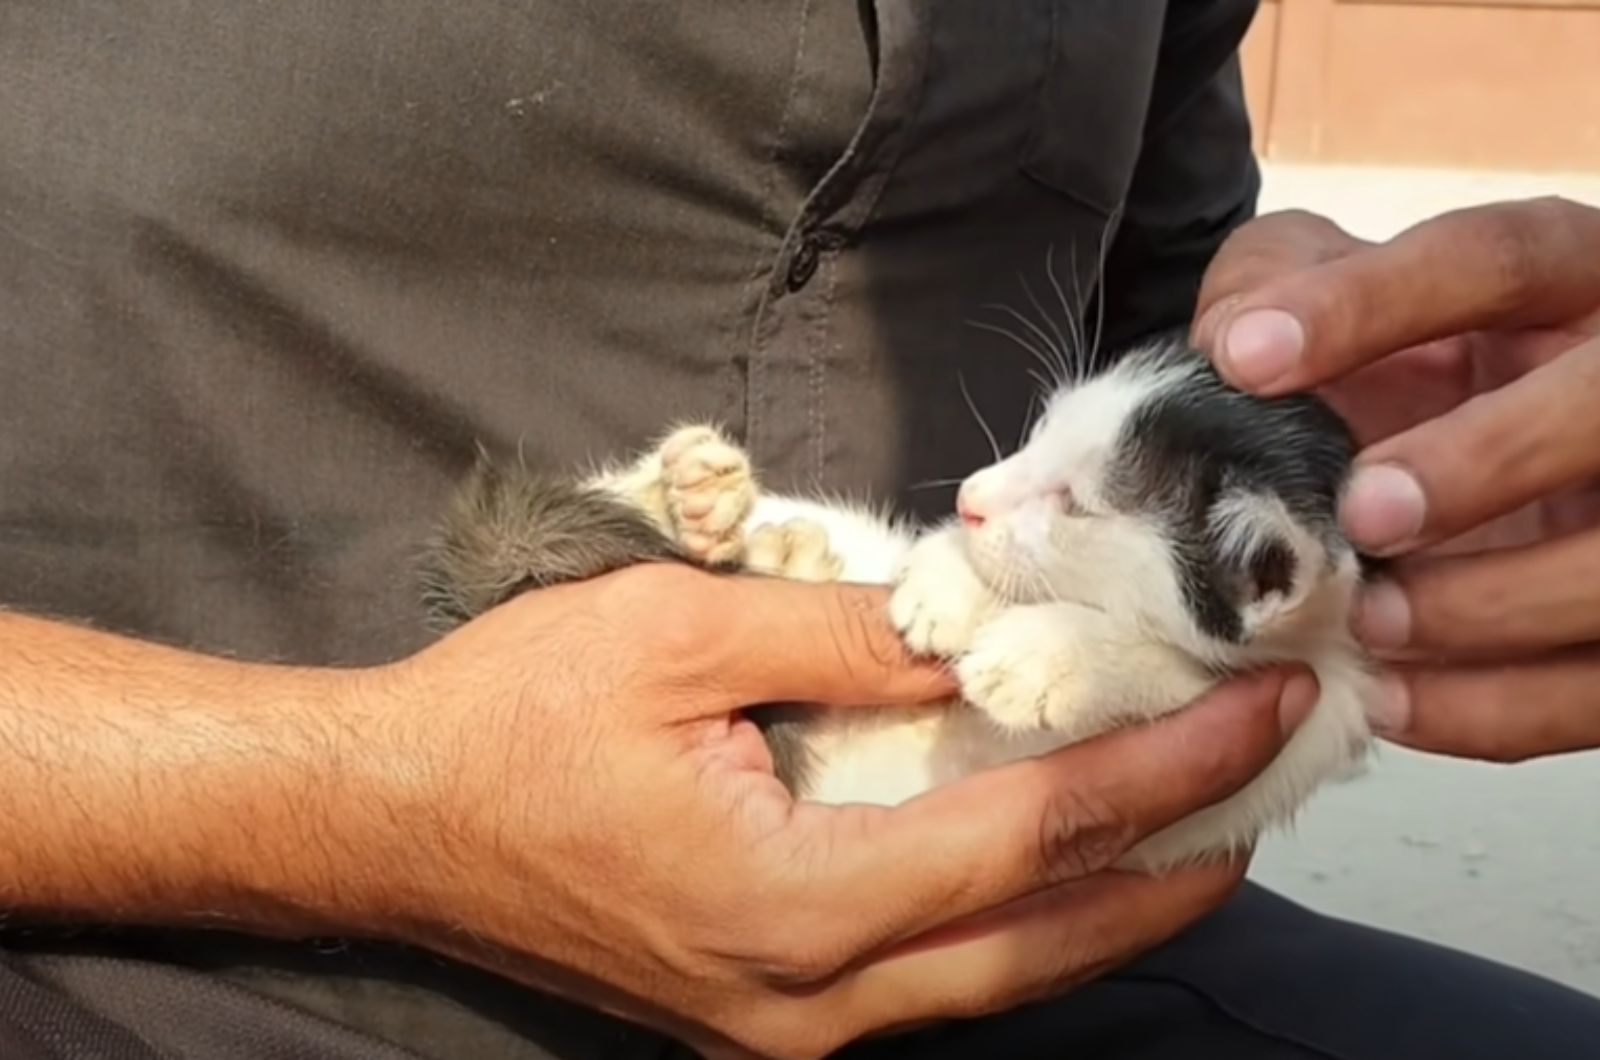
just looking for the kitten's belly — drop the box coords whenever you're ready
[744,494,1073,804]
[799,705,1073,806]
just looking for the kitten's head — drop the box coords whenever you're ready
[953,336,1362,659]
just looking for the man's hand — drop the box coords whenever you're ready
[1192,199,1600,763]
[354,564,1313,1058]
[0,566,1313,1060]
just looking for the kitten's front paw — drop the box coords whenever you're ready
[889,533,993,657]
[958,609,1092,737]
[747,519,843,583]
[658,426,756,565]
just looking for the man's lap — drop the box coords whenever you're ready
[3,885,1595,1059]
[854,885,1599,1060]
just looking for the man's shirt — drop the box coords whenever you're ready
[1,0,1259,664]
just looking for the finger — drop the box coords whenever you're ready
[1207,197,1600,395]
[1192,209,1370,351]
[1338,335,1600,554]
[1316,338,1478,447]
[830,861,1245,1041]
[1319,329,1581,451]
[793,667,1314,959]
[1354,524,1600,656]
[658,569,957,710]
[1375,648,1600,762]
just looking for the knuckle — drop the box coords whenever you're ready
[1525,194,1579,224]
[1477,207,1551,311]
[718,922,849,989]
[1218,209,1352,269]
[603,563,719,651]
[824,584,902,670]
[758,942,847,989]
[1271,208,1347,248]
[616,559,710,605]
[1034,784,1136,884]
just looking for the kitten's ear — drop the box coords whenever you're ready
[1208,489,1322,638]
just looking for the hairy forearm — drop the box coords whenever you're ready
[0,610,394,938]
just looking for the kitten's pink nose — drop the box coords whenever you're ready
[958,463,1027,528]
[957,491,985,528]
[956,474,997,528]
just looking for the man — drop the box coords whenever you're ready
[1,2,1597,1058]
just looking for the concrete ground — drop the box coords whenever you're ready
[1247,163,1600,996]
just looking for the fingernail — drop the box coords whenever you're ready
[1370,671,1412,735]
[1341,465,1427,553]
[1277,671,1320,734]
[1222,309,1304,389]
[1353,579,1411,649]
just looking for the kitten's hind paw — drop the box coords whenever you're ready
[659,425,756,565]
[747,519,843,583]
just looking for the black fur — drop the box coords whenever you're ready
[1105,341,1358,643]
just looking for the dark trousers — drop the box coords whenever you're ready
[3,885,1596,1059]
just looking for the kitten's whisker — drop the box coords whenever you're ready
[968,317,1064,385]
[1068,243,1091,383]
[907,476,967,492]
[1087,208,1120,369]
[1017,391,1042,449]
[958,371,1004,463]
[984,301,1069,383]
[1042,260,1072,380]
[1020,272,1074,383]
[979,299,1068,382]
[1046,246,1088,383]
[991,561,1024,605]
[1046,246,1075,342]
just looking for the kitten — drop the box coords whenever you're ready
[418,334,1378,873]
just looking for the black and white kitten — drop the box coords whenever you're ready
[420,335,1378,873]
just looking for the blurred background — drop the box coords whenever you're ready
[1234,0,1600,997]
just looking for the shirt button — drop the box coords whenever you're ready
[786,234,822,291]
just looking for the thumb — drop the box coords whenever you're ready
[1192,210,1369,351]
[688,575,957,711]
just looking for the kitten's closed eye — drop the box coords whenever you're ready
[1056,485,1107,518]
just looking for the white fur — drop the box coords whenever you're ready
[591,345,1379,874]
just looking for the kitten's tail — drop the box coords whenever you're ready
[417,448,686,630]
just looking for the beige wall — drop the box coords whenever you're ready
[1241,0,1600,172]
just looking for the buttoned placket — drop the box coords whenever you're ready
[743,2,931,491]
